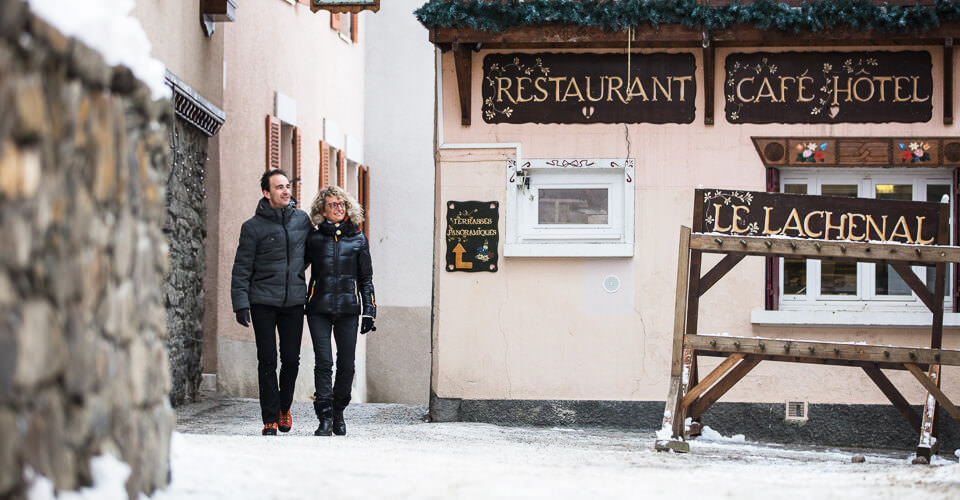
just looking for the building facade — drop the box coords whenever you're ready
[419,0,960,450]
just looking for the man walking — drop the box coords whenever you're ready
[231,170,313,435]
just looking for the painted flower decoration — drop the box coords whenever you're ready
[899,142,931,163]
[796,142,828,163]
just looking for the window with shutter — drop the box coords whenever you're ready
[292,127,302,202]
[357,165,370,236]
[319,140,331,188]
[337,149,346,188]
[265,115,281,171]
[351,13,358,43]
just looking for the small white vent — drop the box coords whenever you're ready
[602,275,621,293]
[785,401,808,422]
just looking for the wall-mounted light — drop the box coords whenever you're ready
[310,0,380,14]
[200,0,238,37]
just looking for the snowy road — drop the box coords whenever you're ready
[151,399,960,499]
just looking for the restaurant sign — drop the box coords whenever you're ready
[482,52,696,124]
[446,201,499,272]
[724,51,932,124]
[695,189,947,245]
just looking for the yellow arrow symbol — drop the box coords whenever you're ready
[452,243,473,270]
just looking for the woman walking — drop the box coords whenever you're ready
[306,186,376,436]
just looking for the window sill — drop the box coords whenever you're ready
[751,309,960,327]
[504,242,633,257]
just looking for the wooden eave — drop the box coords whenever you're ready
[433,24,959,126]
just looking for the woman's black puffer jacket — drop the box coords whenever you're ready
[305,219,376,318]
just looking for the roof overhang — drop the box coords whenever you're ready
[429,24,960,50]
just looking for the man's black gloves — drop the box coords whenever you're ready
[235,308,251,327]
[360,316,376,334]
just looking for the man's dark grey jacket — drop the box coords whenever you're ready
[231,197,313,311]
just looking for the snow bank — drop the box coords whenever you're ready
[697,426,746,443]
[26,0,169,100]
[25,454,131,500]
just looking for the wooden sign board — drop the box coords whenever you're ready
[446,201,499,272]
[695,189,948,245]
[725,51,932,124]
[482,52,696,124]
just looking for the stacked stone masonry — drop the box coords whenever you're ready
[165,116,206,407]
[0,2,174,498]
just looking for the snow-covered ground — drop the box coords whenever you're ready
[141,399,960,499]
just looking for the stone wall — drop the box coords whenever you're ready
[0,3,174,498]
[165,116,206,407]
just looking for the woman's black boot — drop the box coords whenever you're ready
[314,402,333,436]
[333,409,346,436]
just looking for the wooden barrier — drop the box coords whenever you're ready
[657,189,960,458]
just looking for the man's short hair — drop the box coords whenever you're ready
[261,169,289,192]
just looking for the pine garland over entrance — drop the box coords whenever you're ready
[415,0,960,34]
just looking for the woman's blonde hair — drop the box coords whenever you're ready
[309,185,364,226]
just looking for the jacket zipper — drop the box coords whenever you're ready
[281,209,290,306]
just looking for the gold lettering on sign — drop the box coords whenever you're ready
[712,204,731,232]
[585,76,605,102]
[866,215,888,242]
[803,211,824,238]
[737,77,755,103]
[563,78,584,102]
[797,76,815,102]
[782,209,805,237]
[497,77,516,104]
[731,205,750,233]
[915,217,935,245]
[763,206,781,234]
[713,200,937,244]
[889,216,915,244]
[607,76,628,104]
[824,211,847,240]
[847,213,866,241]
[533,78,549,102]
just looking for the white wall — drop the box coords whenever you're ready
[362,0,435,403]
[364,0,435,308]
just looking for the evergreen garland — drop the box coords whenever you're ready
[415,0,960,34]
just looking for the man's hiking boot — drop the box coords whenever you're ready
[262,422,278,436]
[279,410,292,433]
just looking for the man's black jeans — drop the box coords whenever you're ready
[307,314,358,410]
[251,303,304,424]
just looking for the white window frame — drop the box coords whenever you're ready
[504,158,635,257]
[778,167,952,312]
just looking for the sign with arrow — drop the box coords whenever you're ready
[446,201,499,272]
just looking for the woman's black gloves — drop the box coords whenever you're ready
[360,316,376,334]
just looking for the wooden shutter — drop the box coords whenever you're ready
[330,12,341,31]
[292,126,302,203]
[319,140,331,188]
[764,167,780,311]
[350,13,359,43]
[337,149,346,188]
[265,115,281,171]
[357,165,370,236]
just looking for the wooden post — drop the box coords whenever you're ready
[915,364,942,458]
[658,227,692,452]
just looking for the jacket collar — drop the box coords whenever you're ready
[317,218,360,237]
[256,197,298,223]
